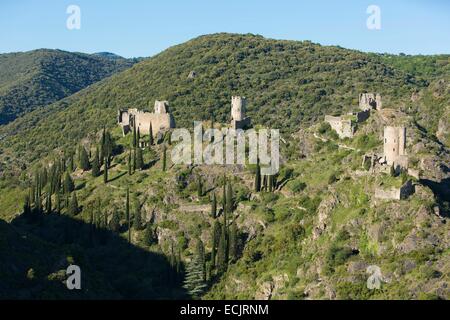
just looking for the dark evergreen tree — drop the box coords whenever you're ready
[197,175,203,197]
[211,193,217,218]
[137,127,141,146]
[183,248,207,299]
[126,188,131,243]
[196,239,206,282]
[91,147,100,177]
[226,182,233,214]
[149,123,154,146]
[68,192,79,216]
[228,222,238,261]
[128,150,132,175]
[110,210,120,232]
[79,146,91,171]
[216,223,228,274]
[63,171,75,194]
[45,193,52,214]
[133,196,142,230]
[55,190,61,214]
[136,147,144,170]
[162,144,167,171]
[255,157,261,192]
[103,157,108,183]
[132,124,137,148]
[144,223,157,246]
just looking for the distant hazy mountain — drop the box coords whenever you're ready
[0,49,136,125]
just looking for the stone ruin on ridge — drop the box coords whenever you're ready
[117,100,175,137]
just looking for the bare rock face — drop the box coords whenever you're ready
[313,194,339,239]
[436,107,449,147]
[255,282,274,300]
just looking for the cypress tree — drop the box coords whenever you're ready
[128,151,132,175]
[255,157,261,192]
[68,153,74,172]
[262,174,268,191]
[55,190,61,214]
[137,127,141,146]
[144,223,157,246]
[162,144,167,171]
[197,175,203,197]
[45,193,52,214]
[23,194,31,218]
[110,210,120,232]
[133,146,137,171]
[183,248,207,299]
[132,124,137,148]
[222,176,227,215]
[226,182,233,214]
[136,147,144,170]
[268,175,273,192]
[103,157,108,184]
[126,188,131,243]
[68,192,79,216]
[63,172,75,194]
[149,123,154,146]
[133,196,142,230]
[79,146,91,171]
[211,221,221,268]
[229,222,238,261]
[91,147,100,177]
[196,239,206,282]
[211,193,217,218]
[216,224,228,274]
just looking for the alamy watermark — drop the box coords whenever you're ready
[66,264,81,290]
[171,122,280,175]
[366,5,381,30]
[66,5,81,30]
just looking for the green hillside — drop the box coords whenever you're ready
[0,49,136,124]
[3,33,448,177]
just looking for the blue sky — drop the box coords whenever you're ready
[0,0,449,58]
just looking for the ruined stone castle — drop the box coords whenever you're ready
[231,96,251,130]
[359,93,382,111]
[117,100,175,136]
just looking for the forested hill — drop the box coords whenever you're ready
[0,49,137,125]
[0,33,448,174]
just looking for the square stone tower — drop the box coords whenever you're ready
[384,126,408,170]
[231,96,251,129]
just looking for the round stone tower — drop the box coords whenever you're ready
[384,126,406,166]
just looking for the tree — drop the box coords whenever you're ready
[126,188,131,243]
[196,239,206,282]
[255,157,261,192]
[226,182,233,214]
[228,222,238,261]
[211,193,217,218]
[128,151,132,175]
[68,192,79,216]
[183,249,207,299]
[216,223,228,274]
[197,175,203,197]
[149,123,154,146]
[144,223,157,246]
[45,193,52,214]
[137,127,141,146]
[222,177,227,215]
[63,172,75,194]
[110,210,120,232]
[103,157,108,183]
[79,146,91,171]
[133,196,142,230]
[136,147,144,170]
[211,221,221,268]
[162,144,167,171]
[55,190,61,214]
[91,147,100,177]
[132,124,137,148]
